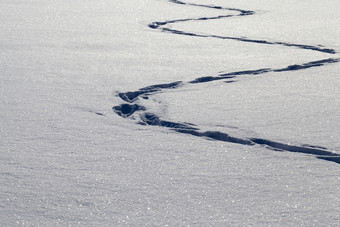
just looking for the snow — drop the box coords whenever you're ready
[1,0,339,225]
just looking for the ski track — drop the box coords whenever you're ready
[113,0,340,164]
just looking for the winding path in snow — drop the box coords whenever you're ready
[113,0,340,164]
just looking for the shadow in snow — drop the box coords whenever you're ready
[159,28,337,54]
[219,68,273,76]
[112,0,340,165]
[250,138,339,157]
[113,106,340,165]
[190,75,235,84]
[317,156,340,164]
[113,104,146,117]
[169,0,254,15]
[188,58,339,84]
[148,1,337,55]
[118,81,182,103]
[140,113,198,130]
[176,129,254,146]
[274,58,340,72]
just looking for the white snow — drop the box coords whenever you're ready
[1,0,339,226]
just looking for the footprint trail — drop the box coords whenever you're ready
[113,0,340,164]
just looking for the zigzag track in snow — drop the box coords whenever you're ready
[113,0,340,164]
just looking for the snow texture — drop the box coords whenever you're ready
[1,0,339,225]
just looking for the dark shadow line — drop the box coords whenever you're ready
[149,0,337,54]
[140,112,199,130]
[175,129,254,146]
[112,106,340,165]
[219,68,273,76]
[112,0,340,165]
[274,58,340,72]
[188,57,339,84]
[160,29,336,54]
[317,156,340,164]
[113,104,146,117]
[118,81,183,103]
[190,75,235,84]
[170,0,255,14]
[250,138,338,157]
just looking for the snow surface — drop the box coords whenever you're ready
[1,0,339,226]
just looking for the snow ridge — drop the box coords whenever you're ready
[113,0,340,164]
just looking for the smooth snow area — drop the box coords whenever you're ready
[1,0,339,226]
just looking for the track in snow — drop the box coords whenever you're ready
[113,0,340,164]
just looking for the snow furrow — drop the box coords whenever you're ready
[113,0,340,164]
